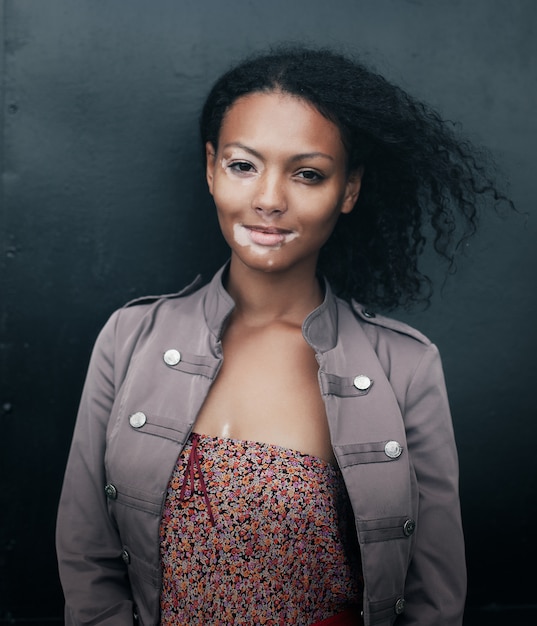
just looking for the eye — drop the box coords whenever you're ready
[297,169,324,183]
[229,161,255,174]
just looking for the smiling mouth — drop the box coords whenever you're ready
[243,225,295,246]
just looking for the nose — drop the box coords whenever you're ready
[252,172,287,217]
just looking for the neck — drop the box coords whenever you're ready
[225,256,324,327]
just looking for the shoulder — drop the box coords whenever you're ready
[115,274,205,323]
[343,300,444,398]
[84,275,210,386]
[349,300,431,347]
[122,274,204,309]
[96,274,207,349]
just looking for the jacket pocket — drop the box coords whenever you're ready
[335,441,404,467]
[357,516,416,543]
[162,350,220,378]
[320,372,374,397]
[126,410,191,444]
[122,545,160,626]
[109,482,163,516]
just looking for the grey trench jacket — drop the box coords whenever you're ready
[56,265,466,626]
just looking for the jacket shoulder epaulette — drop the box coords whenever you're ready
[350,300,431,346]
[122,275,203,308]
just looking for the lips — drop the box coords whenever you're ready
[244,225,294,246]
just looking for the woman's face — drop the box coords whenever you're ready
[206,91,362,275]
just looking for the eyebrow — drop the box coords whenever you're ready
[222,142,334,162]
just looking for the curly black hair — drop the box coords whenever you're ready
[200,45,511,310]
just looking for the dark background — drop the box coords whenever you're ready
[1,0,536,624]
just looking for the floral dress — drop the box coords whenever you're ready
[159,433,363,625]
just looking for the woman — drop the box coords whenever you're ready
[56,46,509,625]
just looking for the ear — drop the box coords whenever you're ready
[340,166,364,215]
[205,142,216,195]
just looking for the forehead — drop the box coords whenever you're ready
[218,91,345,158]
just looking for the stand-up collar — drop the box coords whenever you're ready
[203,262,339,353]
[203,263,236,342]
[302,278,339,353]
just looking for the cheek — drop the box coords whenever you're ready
[213,187,241,218]
[212,177,254,216]
[297,193,345,228]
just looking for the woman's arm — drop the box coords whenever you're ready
[56,310,136,625]
[400,343,466,625]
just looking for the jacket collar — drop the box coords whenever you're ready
[302,278,338,353]
[202,262,339,353]
[203,263,236,342]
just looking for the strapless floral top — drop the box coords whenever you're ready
[159,432,362,625]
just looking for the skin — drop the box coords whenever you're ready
[194,91,362,463]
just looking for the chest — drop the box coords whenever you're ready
[104,300,413,529]
[193,321,334,462]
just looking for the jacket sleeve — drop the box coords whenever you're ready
[56,310,136,625]
[399,343,466,625]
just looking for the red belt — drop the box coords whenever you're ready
[312,607,363,625]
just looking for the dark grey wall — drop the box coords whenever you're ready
[1,0,536,623]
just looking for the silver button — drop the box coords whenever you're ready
[403,518,416,536]
[121,549,131,565]
[384,440,403,458]
[163,349,181,366]
[394,597,406,614]
[104,484,118,500]
[353,375,371,391]
[362,308,376,319]
[129,411,147,428]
